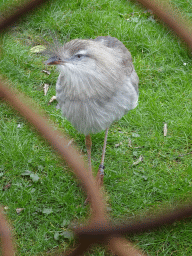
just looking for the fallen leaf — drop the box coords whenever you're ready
[115,142,122,148]
[38,165,44,171]
[133,155,143,166]
[17,124,23,128]
[30,173,40,182]
[21,170,32,176]
[61,231,74,240]
[48,95,57,105]
[128,138,132,147]
[16,208,24,214]
[61,219,70,227]
[132,133,140,138]
[54,232,60,240]
[43,83,49,96]
[133,151,138,157]
[148,16,156,22]
[65,139,74,148]
[142,175,148,181]
[42,208,53,215]
[30,45,46,53]
[30,188,36,193]
[127,17,139,23]
[163,123,167,136]
[42,70,51,75]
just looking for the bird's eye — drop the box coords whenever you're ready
[76,54,82,58]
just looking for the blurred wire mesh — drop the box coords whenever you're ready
[0,0,191,255]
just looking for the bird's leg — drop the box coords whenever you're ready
[96,128,109,187]
[85,134,92,173]
[84,134,92,205]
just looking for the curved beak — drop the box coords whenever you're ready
[45,56,65,65]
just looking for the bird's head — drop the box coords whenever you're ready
[45,39,97,72]
[45,38,124,78]
[45,38,128,100]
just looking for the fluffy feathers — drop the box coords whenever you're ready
[46,36,139,135]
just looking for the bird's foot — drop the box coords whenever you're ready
[96,165,105,187]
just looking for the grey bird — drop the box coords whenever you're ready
[45,36,139,191]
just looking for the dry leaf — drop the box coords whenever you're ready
[42,208,53,215]
[54,232,60,240]
[30,173,40,182]
[164,123,167,136]
[16,208,24,214]
[48,95,57,105]
[42,70,51,75]
[43,83,49,96]
[132,133,140,138]
[128,138,132,147]
[61,231,74,240]
[115,142,122,148]
[133,155,143,166]
[65,139,74,148]
[30,45,46,53]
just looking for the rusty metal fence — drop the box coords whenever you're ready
[0,0,192,255]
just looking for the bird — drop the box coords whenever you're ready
[45,35,139,194]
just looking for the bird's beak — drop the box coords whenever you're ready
[45,56,64,65]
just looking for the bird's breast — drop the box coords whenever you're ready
[55,71,138,135]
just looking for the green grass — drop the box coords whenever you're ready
[0,0,192,255]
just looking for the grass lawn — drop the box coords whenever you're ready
[0,0,192,255]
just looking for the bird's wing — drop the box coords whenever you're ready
[93,36,133,76]
[94,36,126,51]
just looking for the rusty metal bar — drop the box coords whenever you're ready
[107,236,144,256]
[0,0,51,32]
[0,208,15,256]
[133,0,192,50]
[75,204,192,237]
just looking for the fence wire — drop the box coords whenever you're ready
[0,0,192,255]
